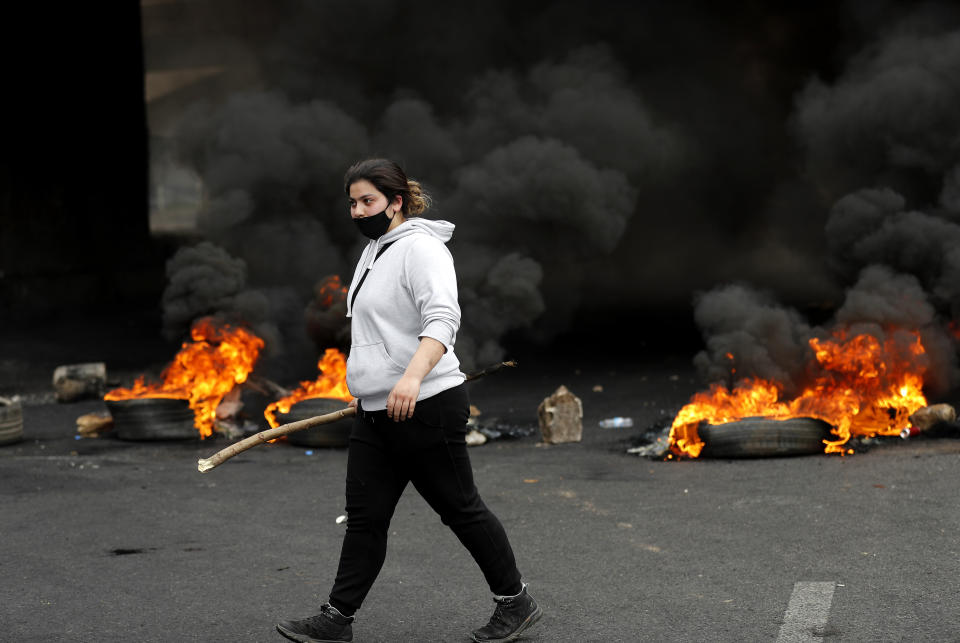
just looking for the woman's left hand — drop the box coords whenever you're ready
[387,375,421,421]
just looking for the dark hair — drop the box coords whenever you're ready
[343,158,430,215]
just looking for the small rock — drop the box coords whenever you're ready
[53,363,107,403]
[76,412,113,438]
[465,429,487,446]
[537,385,582,444]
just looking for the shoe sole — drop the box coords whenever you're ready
[471,605,543,643]
[276,623,350,643]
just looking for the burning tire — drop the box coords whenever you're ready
[698,417,832,458]
[277,397,352,448]
[106,398,198,441]
[0,397,24,446]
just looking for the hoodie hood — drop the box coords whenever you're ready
[359,218,455,269]
[383,217,454,244]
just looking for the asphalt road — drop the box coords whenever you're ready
[2,334,959,642]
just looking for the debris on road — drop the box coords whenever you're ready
[465,430,487,446]
[906,403,956,433]
[627,423,672,459]
[466,404,487,446]
[477,420,536,441]
[466,404,536,445]
[213,417,256,439]
[599,417,633,429]
[537,385,582,444]
[215,387,244,420]
[76,412,113,438]
[53,363,107,403]
[467,404,537,446]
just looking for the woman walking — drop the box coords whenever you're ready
[276,159,541,643]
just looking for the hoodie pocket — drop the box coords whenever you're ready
[346,342,406,396]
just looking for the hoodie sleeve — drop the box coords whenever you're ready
[404,236,460,351]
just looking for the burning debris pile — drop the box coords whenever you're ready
[262,348,354,447]
[651,16,960,459]
[104,317,264,439]
[669,329,931,457]
[100,317,358,444]
[96,316,527,451]
[654,226,960,459]
[264,348,352,428]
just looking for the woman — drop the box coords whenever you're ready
[277,159,541,643]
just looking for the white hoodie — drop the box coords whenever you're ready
[344,218,465,410]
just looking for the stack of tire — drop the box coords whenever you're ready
[0,397,24,446]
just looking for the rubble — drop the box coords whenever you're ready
[53,363,107,402]
[466,403,536,445]
[907,404,956,432]
[215,388,244,420]
[213,418,256,440]
[475,420,536,440]
[465,430,487,446]
[626,423,672,459]
[76,413,114,438]
[537,385,582,444]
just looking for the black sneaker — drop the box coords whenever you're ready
[276,603,354,643]
[471,585,543,642]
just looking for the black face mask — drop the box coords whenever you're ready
[353,208,394,240]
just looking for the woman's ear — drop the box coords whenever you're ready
[393,194,404,213]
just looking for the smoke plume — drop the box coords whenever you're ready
[693,6,960,396]
[163,37,684,372]
[146,0,960,387]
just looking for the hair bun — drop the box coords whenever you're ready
[406,179,431,215]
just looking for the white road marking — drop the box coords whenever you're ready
[776,581,836,642]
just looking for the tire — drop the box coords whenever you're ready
[277,397,352,448]
[0,397,24,446]
[698,416,833,458]
[106,398,198,441]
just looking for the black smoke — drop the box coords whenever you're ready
[142,0,960,384]
[693,3,960,397]
[155,8,689,373]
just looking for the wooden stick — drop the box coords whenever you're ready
[197,359,517,473]
[465,360,517,381]
[198,407,356,472]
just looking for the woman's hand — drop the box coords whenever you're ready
[348,398,358,408]
[387,374,422,421]
[386,337,446,422]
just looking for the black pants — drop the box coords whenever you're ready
[328,384,523,615]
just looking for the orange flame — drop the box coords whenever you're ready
[104,318,264,438]
[264,348,353,428]
[669,329,928,457]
